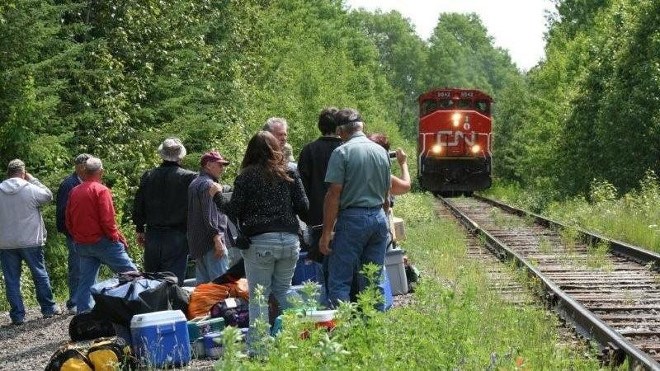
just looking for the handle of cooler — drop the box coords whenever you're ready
[157,323,176,335]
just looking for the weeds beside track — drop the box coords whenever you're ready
[441,195,660,369]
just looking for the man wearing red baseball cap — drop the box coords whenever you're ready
[187,151,232,283]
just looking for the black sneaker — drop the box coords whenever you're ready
[43,306,63,319]
[12,320,24,326]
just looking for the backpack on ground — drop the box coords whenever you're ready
[45,342,93,371]
[87,337,132,371]
[69,311,116,342]
[210,297,249,328]
[45,336,133,371]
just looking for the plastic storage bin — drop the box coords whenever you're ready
[192,337,205,359]
[203,331,223,359]
[292,251,318,285]
[187,316,225,341]
[385,248,409,295]
[131,310,191,367]
[287,283,322,308]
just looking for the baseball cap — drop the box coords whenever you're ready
[200,151,230,167]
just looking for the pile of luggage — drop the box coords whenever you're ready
[45,269,251,369]
[45,215,419,369]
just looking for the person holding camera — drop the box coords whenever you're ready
[368,133,411,196]
[210,131,308,344]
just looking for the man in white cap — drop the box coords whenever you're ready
[132,138,197,284]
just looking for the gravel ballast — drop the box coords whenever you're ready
[1,293,412,370]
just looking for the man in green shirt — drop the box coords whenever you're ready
[319,108,391,309]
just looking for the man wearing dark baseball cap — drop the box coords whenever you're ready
[200,151,230,167]
[187,150,232,283]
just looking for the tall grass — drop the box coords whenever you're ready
[487,171,660,252]
[220,192,600,369]
[546,172,660,252]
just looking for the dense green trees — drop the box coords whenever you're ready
[0,0,422,299]
[495,0,659,197]
[349,10,427,138]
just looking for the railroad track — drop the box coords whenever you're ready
[440,195,660,370]
[434,202,534,306]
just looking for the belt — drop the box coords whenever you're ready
[344,205,382,210]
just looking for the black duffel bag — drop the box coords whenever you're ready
[69,311,116,341]
[90,271,190,327]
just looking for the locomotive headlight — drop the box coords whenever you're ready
[471,144,481,154]
[452,113,461,127]
[432,144,443,154]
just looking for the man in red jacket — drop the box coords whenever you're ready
[66,156,137,314]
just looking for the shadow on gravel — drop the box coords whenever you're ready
[0,315,70,341]
[0,340,62,363]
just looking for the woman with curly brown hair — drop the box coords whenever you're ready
[210,130,308,341]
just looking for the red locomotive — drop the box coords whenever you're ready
[417,88,493,195]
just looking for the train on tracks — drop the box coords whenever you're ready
[417,88,493,195]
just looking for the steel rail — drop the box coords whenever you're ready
[473,195,660,268]
[440,196,660,370]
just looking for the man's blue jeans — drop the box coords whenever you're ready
[75,237,137,314]
[326,207,389,309]
[65,235,80,310]
[144,227,189,285]
[0,246,57,323]
[195,247,229,284]
[241,232,299,331]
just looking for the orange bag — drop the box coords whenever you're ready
[188,283,229,319]
[187,279,250,319]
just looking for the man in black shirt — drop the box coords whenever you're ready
[132,138,197,284]
[297,107,342,262]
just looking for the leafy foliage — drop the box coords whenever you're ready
[497,0,660,197]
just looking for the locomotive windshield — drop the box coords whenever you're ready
[457,99,471,109]
[475,100,490,114]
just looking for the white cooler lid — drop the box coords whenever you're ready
[130,309,186,328]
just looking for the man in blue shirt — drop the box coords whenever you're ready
[319,108,391,309]
[55,153,90,314]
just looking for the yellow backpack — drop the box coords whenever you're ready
[46,337,132,371]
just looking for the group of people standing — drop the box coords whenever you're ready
[0,107,410,331]
[0,154,138,324]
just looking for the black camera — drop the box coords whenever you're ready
[388,151,397,159]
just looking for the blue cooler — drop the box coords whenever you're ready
[131,310,191,367]
[380,267,393,311]
[292,251,318,285]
